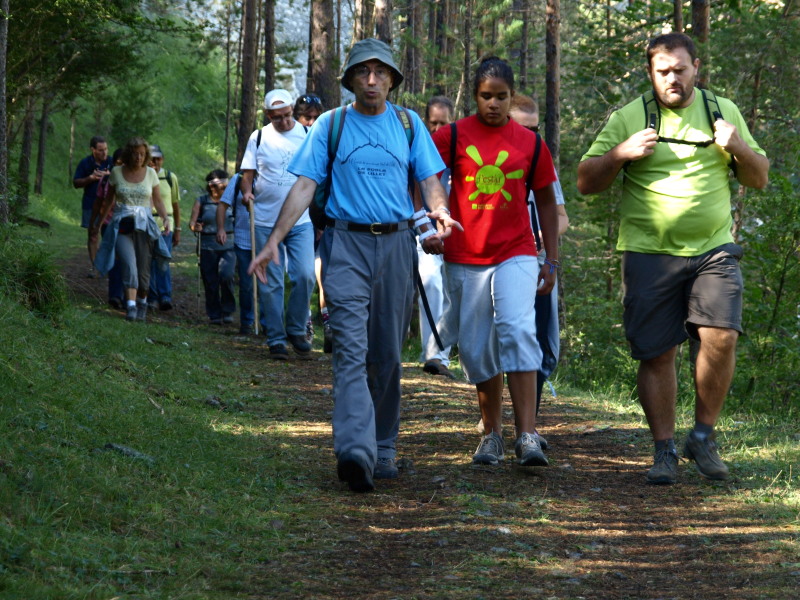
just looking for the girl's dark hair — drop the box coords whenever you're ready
[205,169,229,183]
[473,57,514,96]
[294,93,324,119]
[120,137,151,168]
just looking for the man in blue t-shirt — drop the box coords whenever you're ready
[74,136,113,276]
[249,38,461,493]
[74,136,113,228]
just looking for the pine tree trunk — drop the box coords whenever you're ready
[0,0,8,224]
[518,0,530,93]
[34,95,51,195]
[309,0,340,109]
[545,0,560,167]
[403,0,422,96]
[224,1,234,168]
[68,109,75,186]
[692,0,710,87]
[263,0,275,124]
[237,0,259,169]
[353,0,376,43]
[17,95,35,211]
[374,0,391,44]
[673,0,684,32]
[459,0,472,117]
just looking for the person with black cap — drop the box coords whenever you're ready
[249,38,461,492]
[240,89,316,360]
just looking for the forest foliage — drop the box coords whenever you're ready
[2,0,798,411]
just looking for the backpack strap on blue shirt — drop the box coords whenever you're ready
[390,103,416,194]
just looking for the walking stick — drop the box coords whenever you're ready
[249,205,259,336]
[195,231,202,315]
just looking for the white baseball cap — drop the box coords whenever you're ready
[264,89,294,110]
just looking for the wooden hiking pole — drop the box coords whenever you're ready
[249,204,259,336]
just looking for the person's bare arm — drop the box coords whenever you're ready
[248,176,317,283]
[577,129,658,195]
[533,184,559,295]
[713,120,769,189]
[240,170,256,207]
[418,173,462,238]
[215,201,228,245]
[171,182,181,246]
[557,204,569,237]
[152,185,170,234]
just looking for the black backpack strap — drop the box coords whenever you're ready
[700,88,736,175]
[525,133,544,251]
[449,122,457,172]
[231,172,242,221]
[643,89,660,132]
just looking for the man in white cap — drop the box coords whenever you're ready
[240,89,316,360]
[249,39,461,492]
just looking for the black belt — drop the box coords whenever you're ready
[326,218,412,235]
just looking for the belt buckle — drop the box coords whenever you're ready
[369,222,383,235]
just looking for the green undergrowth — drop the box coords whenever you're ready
[0,293,301,598]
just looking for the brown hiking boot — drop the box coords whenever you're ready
[684,431,729,480]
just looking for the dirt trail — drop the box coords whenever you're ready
[59,244,797,600]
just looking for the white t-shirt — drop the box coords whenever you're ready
[240,121,308,227]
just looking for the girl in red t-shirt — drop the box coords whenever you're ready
[431,57,561,469]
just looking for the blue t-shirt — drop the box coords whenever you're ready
[288,102,445,224]
[219,174,251,250]
[74,155,114,211]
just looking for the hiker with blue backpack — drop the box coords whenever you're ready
[215,172,257,335]
[248,38,460,492]
[578,32,769,485]
[431,57,561,470]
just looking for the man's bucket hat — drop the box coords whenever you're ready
[341,38,403,93]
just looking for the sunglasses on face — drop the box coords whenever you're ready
[298,94,322,106]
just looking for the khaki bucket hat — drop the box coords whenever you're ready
[341,38,404,93]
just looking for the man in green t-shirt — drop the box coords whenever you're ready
[577,32,769,485]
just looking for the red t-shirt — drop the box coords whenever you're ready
[433,115,556,265]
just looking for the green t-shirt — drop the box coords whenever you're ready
[581,91,766,256]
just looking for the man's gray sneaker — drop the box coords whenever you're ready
[373,457,398,479]
[534,429,549,451]
[472,431,504,465]
[646,448,679,484]
[515,432,549,466]
[125,305,137,321]
[684,431,729,480]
